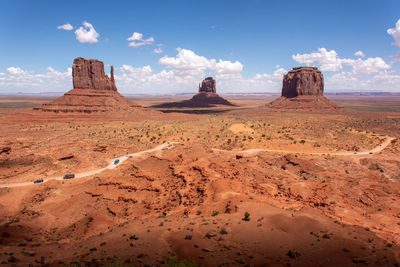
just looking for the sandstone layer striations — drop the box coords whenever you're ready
[282,67,323,97]
[268,67,341,110]
[153,77,235,108]
[72,57,117,91]
[34,57,145,114]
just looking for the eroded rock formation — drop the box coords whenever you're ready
[199,77,216,93]
[73,57,117,91]
[282,67,323,98]
[152,77,235,108]
[268,67,342,110]
[34,57,150,114]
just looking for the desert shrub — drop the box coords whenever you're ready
[242,211,250,221]
[211,211,219,216]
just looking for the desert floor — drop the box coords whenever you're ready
[0,95,400,266]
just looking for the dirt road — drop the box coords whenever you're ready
[213,136,395,157]
[0,141,178,189]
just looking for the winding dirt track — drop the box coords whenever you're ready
[0,142,178,189]
[213,136,395,156]
[1,137,394,189]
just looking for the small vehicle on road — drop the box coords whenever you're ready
[63,173,75,179]
[162,148,168,151]
[114,159,120,165]
[34,179,43,184]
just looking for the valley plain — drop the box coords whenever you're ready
[0,94,400,266]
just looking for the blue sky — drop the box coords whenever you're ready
[1,0,400,94]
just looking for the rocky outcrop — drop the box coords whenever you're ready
[72,57,117,91]
[199,77,216,93]
[34,57,151,114]
[152,77,235,108]
[268,67,342,110]
[0,146,11,155]
[282,67,323,98]
[35,88,141,113]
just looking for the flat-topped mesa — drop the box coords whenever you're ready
[199,77,216,93]
[73,57,117,91]
[282,67,324,98]
[267,66,342,110]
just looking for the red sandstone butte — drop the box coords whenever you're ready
[198,77,216,93]
[282,67,324,97]
[33,57,149,114]
[268,67,341,110]
[152,77,235,108]
[72,57,117,91]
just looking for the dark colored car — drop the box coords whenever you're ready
[63,173,75,179]
[34,179,43,184]
[114,159,120,165]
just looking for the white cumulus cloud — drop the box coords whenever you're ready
[75,21,99,44]
[7,67,27,75]
[159,48,213,76]
[0,66,72,92]
[127,32,154,47]
[293,47,390,76]
[153,47,163,54]
[292,48,342,71]
[57,23,73,31]
[119,65,153,80]
[158,48,244,80]
[354,50,365,57]
[341,57,390,76]
[387,19,400,47]
[215,60,243,75]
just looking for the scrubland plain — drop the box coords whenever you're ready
[0,95,400,266]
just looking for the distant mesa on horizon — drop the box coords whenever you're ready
[152,77,236,108]
[268,66,342,110]
[33,57,149,114]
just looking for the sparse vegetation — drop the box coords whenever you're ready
[243,211,250,221]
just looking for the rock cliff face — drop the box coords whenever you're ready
[199,77,216,93]
[282,67,323,98]
[268,67,341,110]
[72,57,117,91]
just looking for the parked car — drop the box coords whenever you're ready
[34,179,43,184]
[114,159,120,165]
[63,173,75,179]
